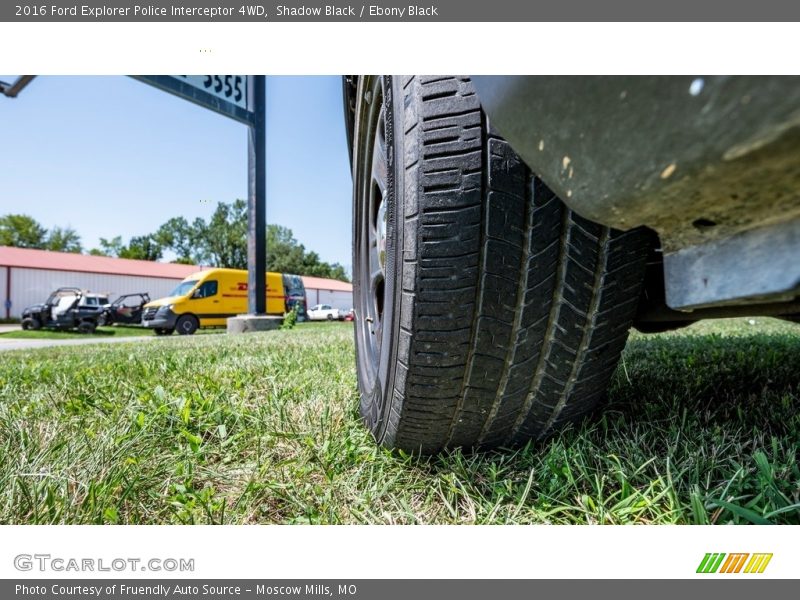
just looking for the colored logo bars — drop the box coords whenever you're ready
[696,553,773,574]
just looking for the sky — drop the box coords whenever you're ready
[0,75,353,273]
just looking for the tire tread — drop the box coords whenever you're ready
[364,76,650,452]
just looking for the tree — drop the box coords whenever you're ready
[324,262,349,282]
[266,224,307,273]
[199,199,249,269]
[93,236,125,257]
[46,226,83,253]
[156,217,196,264]
[81,201,347,279]
[119,235,162,261]
[0,214,48,248]
[91,234,162,261]
[264,224,350,281]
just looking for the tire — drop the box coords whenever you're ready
[352,76,651,453]
[327,314,334,321]
[154,328,174,336]
[77,321,96,334]
[21,318,39,331]
[175,315,199,335]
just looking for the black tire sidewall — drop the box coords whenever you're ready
[353,75,404,447]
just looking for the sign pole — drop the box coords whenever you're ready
[247,75,267,315]
[131,74,280,332]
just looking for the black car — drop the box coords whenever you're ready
[21,287,109,334]
[102,293,150,326]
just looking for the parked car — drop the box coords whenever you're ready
[21,287,109,334]
[141,268,307,335]
[283,273,308,322]
[307,304,340,321]
[340,308,355,322]
[343,75,800,453]
[101,293,150,326]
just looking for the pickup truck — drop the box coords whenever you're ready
[307,304,340,321]
[343,75,800,454]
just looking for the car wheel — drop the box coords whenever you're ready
[21,318,39,330]
[175,315,199,335]
[327,314,334,321]
[352,75,651,453]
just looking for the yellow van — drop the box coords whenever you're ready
[141,268,307,335]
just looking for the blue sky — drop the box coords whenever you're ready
[0,75,353,273]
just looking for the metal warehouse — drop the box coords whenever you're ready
[0,246,352,320]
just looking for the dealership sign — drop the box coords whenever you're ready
[131,75,256,126]
[131,75,268,315]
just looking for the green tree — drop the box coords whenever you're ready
[0,214,48,248]
[199,199,249,269]
[79,200,349,280]
[119,235,162,261]
[45,226,83,253]
[91,235,162,261]
[325,262,349,281]
[266,224,307,273]
[264,223,350,282]
[156,217,197,264]
[93,236,125,257]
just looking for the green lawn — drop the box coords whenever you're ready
[0,319,797,524]
[0,325,230,339]
[0,325,155,339]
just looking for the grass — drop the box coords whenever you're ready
[1,325,154,339]
[0,318,797,525]
[0,325,226,339]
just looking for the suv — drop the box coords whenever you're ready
[344,75,800,453]
[21,288,109,334]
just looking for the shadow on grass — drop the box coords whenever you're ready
[402,330,800,524]
[610,332,800,434]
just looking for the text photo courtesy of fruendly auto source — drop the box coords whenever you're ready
[1,75,798,525]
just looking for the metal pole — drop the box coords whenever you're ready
[0,75,36,98]
[247,75,267,315]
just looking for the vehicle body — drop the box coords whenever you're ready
[307,304,340,321]
[21,287,109,333]
[141,268,307,335]
[343,75,800,453]
[340,308,355,322]
[102,292,150,326]
[282,273,308,322]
